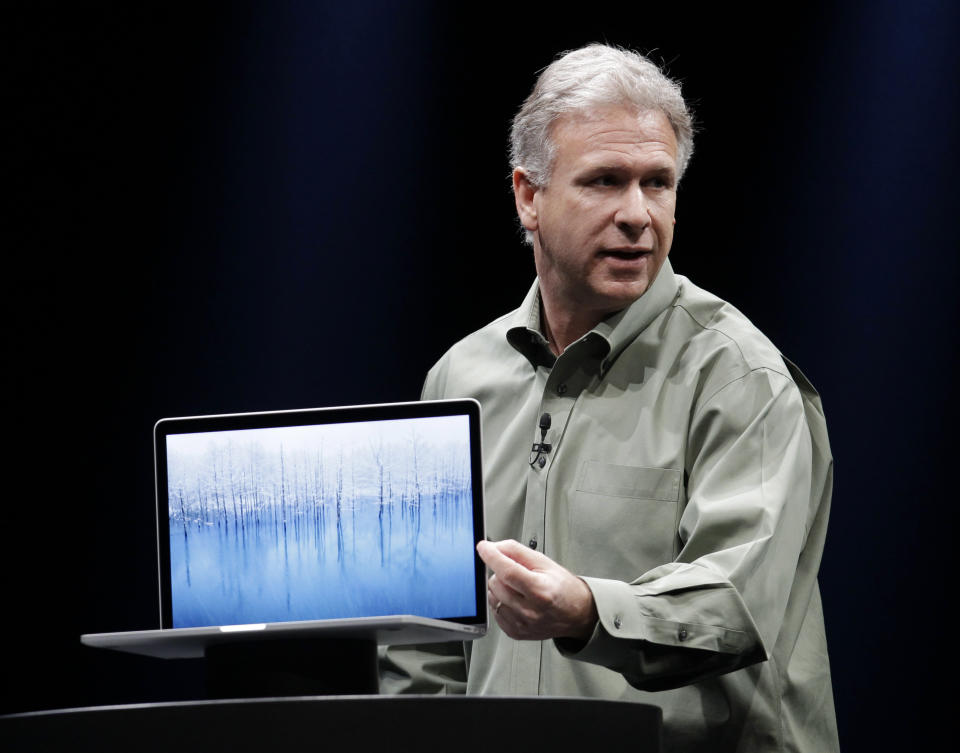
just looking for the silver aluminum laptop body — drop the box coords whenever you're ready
[82,399,487,659]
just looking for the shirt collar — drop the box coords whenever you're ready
[506,258,680,372]
[505,280,556,368]
[591,257,680,369]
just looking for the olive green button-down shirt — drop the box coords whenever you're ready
[381,260,839,753]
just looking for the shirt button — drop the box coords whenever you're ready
[678,628,688,641]
[613,615,622,630]
[528,537,538,550]
[537,455,546,468]
[557,383,567,394]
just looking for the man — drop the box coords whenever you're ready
[381,44,839,752]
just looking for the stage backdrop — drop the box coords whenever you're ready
[6,3,958,751]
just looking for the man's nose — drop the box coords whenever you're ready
[614,185,650,236]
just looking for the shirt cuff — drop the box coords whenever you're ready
[556,576,754,661]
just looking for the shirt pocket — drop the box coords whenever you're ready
[568,461,681,580]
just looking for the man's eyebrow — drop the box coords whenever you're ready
[648,165,677,180]
[583,163,628,173]
[580,163,677,178]
[577,163,633,176]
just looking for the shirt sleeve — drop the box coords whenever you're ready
[556,367,819,691]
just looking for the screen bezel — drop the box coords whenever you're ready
[154,399,485,631]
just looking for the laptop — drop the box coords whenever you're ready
[82,399,487,659]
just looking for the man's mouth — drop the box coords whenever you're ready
[600,249,651,260]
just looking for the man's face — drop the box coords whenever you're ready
[517,106,679,320]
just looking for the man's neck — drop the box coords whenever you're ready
[540,298,613,356]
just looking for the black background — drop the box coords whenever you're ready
[5,2,958,750]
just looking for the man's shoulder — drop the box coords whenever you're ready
[671,274,789,379]
[422,308,525,401]
[445,309,518,359]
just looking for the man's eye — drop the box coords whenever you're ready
[591,175,618,186]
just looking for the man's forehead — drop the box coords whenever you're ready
[550,106,678,164]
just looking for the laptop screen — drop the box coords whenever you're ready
[154,400,484,631]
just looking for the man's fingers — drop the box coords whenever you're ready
[491,538,552,570]
[480,539,597,641]
[478,538,551,572]
[477,540,539,592]
[477,539,517,568]
[486,572,524,607]
[488,588,533,639]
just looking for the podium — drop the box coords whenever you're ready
[2,696,662,752]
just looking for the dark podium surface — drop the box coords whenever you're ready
[2,695,662,752]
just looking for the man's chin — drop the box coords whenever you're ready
[592,278,652,309]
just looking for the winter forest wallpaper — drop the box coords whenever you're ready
[165,415,478,627]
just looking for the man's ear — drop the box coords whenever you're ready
[512,167,539,232]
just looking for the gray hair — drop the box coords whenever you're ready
[510,43,695,193]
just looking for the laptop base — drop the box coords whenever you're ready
[204,637,378,698]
